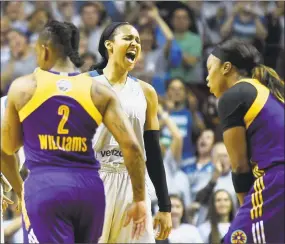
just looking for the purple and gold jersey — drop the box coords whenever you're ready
[19,68,102,171]
[218,78,284,172]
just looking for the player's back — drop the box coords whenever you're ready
[20,68,102,171]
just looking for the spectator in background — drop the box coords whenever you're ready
[1,30,36,95]
[78,31,89,56]
[157,104,191,207]
[1,17,11,65]
[2,2,28,32]
[194,142,237,225]
[131,6,174,89]
[79,2,105,60]
[264,1,285,69]
[181,129,215,205]
[55,1,81,27]
[167,194,203,243]
[198,190,234,243]
[220,1,267,50]
[25,9,52,45]
[162,78,195,161]
[169,7,203,84]
[80,52,97,73]
[201,95,223,141]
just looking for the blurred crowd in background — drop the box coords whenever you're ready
[1,1,284,243]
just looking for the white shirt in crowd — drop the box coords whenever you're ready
[168,223,203,243]
[198,220,230,243]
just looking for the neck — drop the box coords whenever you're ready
[219,215,229,223]
[172,219,180,229]
[197,154,211,164]
[51,59,76,73]
[226,73,242,89]
[103,59,128,84]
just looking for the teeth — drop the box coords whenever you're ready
[127,51,136,55]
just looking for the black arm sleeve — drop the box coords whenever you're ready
[218,82,257,132]
[144,130,171,212]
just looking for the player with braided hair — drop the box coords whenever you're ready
[1,20,147,243]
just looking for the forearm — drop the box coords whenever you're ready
[155,15,174,41]
[255,18,267,40]
[220,16,234,38]
[1,150,23,195]
[121,144,146,202]
[144,130,171,212]
[195,180,216,204]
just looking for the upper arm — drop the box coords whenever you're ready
[218,82,257,132]
[1,79,25,155]
[218,82,257,172]
[91,81,139,150]
[140,81,159,131]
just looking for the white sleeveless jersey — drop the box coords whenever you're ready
[93,75,147,164]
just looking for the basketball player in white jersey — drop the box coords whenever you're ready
[88,22,172,243]
[1,95,24,243]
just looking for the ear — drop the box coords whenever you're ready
[222,61,232,75]
[41,44,49,61]
[104,40,113,52]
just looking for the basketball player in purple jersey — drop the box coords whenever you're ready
[206,38,284,243]
[1,20,148,243]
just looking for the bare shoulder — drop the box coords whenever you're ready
[138,80,158,103]
[90,79,117,116]
[8,73,36,111]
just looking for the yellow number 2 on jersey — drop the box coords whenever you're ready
[57,105,70,134]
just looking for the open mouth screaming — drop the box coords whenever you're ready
[125,51,136,64]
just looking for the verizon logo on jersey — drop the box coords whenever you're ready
[100,149,123,157]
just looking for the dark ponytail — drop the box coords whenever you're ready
[252,64,284,103]
[212,38,284,103]
[42,20,83,68]
[89,22,129,72]
[63,22,84,68]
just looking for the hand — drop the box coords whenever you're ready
[2,194,14,211]
[212,160,223,181]
[124,201,147,240]
[153,211,172,240]
[147,6,160,20]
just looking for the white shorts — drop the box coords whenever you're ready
[99,163,155,243]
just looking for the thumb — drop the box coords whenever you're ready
[123,212,132,227]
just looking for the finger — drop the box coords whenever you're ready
[138,219,146,239]
[123,214,131,227]
[153,218,159,230]
[164,227,172,239]
[157,224,166,240]
[132,221,137,239]
[3,196,14,204]
[137,222,144,240]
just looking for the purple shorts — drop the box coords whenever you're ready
[22,168,105,243]
[223,164,285,243]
